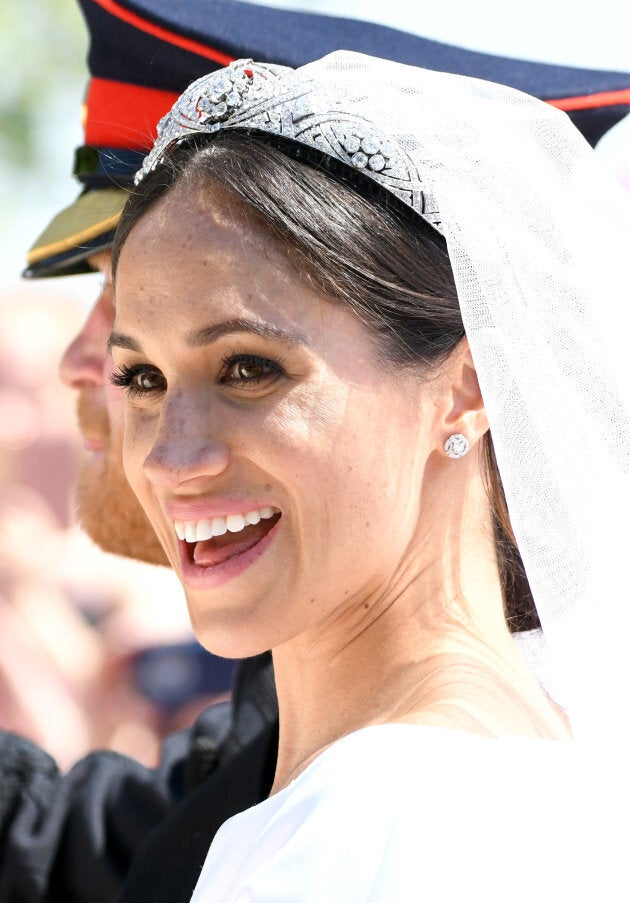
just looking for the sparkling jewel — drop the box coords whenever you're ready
[444,434,470,459]
[351,151,368,168]
[343,134,361,153]
[361,135,380,154]
[368,154,386,172]
[292,97,312,120]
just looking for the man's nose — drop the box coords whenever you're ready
[59,290,113,389]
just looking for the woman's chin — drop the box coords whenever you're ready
[185,599,282,661]
[192,628,273,662]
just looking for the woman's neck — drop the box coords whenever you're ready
[270,583,570,794]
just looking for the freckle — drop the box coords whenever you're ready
[344,589,349,595]
[309,597,315,603]
[365,522,370,528]
[363,602,369,610]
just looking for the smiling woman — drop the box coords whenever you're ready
[110,53,630,902]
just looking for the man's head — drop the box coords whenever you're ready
[24,0,243,564]
[25,0,630,564]
[59,249,168,564]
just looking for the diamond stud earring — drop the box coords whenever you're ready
[444,434,470,458]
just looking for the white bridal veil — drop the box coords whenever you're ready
[138,51,630,745]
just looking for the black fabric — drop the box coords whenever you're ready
[119,719,278,903]
[0,652,278,902]
[569,105,630,147]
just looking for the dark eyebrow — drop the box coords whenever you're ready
[108,318,307,354]
[186,318,307,348]
[108,332,142,352]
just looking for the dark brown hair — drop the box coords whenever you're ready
[113,131,538,631]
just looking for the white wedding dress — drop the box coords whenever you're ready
[190,723,626,901]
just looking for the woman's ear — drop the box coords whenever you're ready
[433,338,489,456]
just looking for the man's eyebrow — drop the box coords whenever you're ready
[186,318,307,347]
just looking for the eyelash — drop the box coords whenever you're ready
[110,364,164,397]
[220,352,286,386]
[110,354,286,397]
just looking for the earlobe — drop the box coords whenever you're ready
[437,339,489,456]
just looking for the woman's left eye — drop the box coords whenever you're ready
[221,354,285,386]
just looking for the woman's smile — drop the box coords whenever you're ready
[168,496,282,588]
[177,508,283,590]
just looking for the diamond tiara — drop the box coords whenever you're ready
[135,59,442,235]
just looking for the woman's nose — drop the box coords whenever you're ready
[59,290,114,389]
[142,405,230,489]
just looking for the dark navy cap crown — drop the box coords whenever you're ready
[25,0,630,279]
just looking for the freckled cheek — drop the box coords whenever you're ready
[266,389,374,525]
[318,396,416,523]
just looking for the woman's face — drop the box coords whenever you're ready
[112,181,445,658]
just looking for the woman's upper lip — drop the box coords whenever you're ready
[165,497,280,521]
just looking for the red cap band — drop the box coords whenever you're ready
[548,87,630,112]
[84,77,180,149]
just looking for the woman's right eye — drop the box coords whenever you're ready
[110,364,167,397]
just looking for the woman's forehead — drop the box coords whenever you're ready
[119,181,299,284]
[114,197,327,344]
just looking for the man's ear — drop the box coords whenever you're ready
[432,338,489,456]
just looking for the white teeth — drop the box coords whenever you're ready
[196,519,213,541]
[226,514,246,533]
[174,506,279,543]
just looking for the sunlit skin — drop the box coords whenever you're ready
[59,250,168,565]
[113,181,570,790]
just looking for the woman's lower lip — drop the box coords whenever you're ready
[178,518,280,590]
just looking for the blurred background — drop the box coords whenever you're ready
[0,0,628,771]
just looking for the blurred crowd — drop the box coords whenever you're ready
[0,288,231,770]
